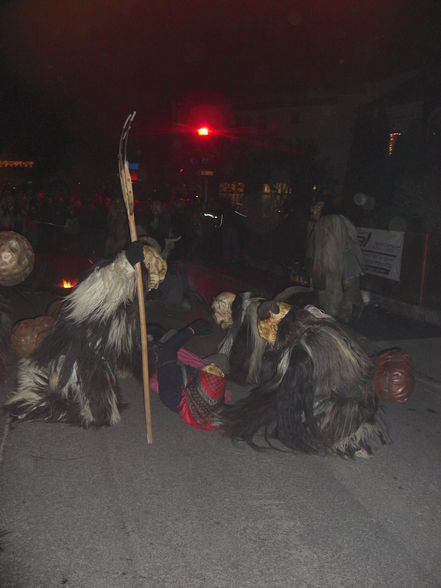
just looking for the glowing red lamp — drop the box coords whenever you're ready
[196,127,210,136]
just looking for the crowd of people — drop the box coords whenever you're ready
[0,177,364,324]
[2,173,411,459]
[0,182,106,256]
[0,183,270,275]
[0,181,206,260]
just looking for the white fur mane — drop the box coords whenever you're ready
[66,252,137,324]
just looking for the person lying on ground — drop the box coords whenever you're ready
[156,319,230,430]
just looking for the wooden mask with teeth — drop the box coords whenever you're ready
[211,291,236,329]
[142,245,167,290]
[257,301,291,346]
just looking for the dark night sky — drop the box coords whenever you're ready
[1,0,440,171]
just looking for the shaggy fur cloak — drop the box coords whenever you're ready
[215,287,315,386]
[221,303,388,458]
[5,250,163,428]
[217,292,266,386]
[312,214,364,323]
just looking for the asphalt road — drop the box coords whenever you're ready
[1,374,440,588]
[0,286,440,587]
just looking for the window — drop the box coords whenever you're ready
[261,183,292,218]
[219,182,245,209]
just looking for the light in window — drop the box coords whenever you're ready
[388,131,402,157]
[218,181,245,208]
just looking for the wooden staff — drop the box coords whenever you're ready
[118,112,152,444]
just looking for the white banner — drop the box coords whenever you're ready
[356,227,404,281]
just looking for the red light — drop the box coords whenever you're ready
[179,167,184,174]
[197,127,210,136]
[130,170,138,181]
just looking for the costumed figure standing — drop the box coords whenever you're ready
[307,201,364,323]
[5,242,167,428]
[104,197,129,256]
[221,300,390,458]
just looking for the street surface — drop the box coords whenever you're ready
[0,279,440,587]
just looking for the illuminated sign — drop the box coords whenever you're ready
[0,160,34,168]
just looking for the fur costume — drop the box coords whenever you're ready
[311,214,364,323]
[212,287,313,386]
[5,246,167,428]
[221,301,388,458]
[213,291,267,386]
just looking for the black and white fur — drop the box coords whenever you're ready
[4,251,155,428]
[216,287,315,387]
[221,303,388,458]
[217,292,266,386]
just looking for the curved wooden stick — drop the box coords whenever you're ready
[118,112,152,444]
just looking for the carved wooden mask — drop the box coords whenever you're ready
[257,301,291,346]
[142,245,167,290]
[211,291,236,329]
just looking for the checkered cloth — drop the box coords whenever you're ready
[184,369,226,424]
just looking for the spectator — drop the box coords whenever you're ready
[219,198,241,264]
[104,197,129,256]
[148,199,172,244]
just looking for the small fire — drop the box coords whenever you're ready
[60,279,77,289]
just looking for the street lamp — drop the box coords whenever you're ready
[196,127,210,136]
[194,126,214,211]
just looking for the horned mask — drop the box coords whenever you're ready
[211,291,236,329]
[141,235,181,260]
[142,245,167,290]
[257,301,291,346]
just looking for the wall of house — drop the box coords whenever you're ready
[230,71,423,186]
[386,101,424,133]
[233,95,361,183]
